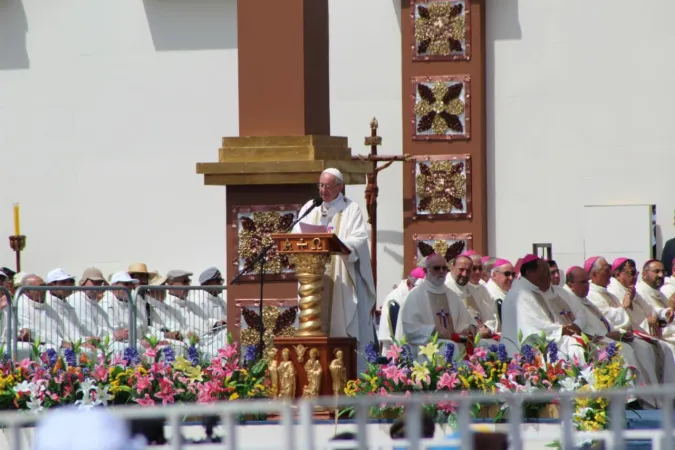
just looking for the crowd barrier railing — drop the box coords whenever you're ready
[0,385,673,450]
[0,287,11,357]
[10,286,134,361]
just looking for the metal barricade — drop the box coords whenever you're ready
[10,286,134,361]
[132,285,227,358]
[0,287,11,358]
[0,385,672,450]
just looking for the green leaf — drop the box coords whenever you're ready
[518,329,523,344]
[474,333,481,345]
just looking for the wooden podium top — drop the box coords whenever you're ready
[270,233,351,255]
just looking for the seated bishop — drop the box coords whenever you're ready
[564,266,660,409]
[635,259,675,344]
[378,268,424,355]
[292,168,376,373]
[586,256,675,385]
[502,255,585,363]
[396,253,477,360]
[445,252,499,342]
[16,274,63,360]
[485,258,516,332]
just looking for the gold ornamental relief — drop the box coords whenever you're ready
[294,344,307,363]
[302,348,322,399]
[288,253,331,274]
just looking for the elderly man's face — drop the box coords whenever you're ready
[451,256,472,287]
[318,173,341,203]
[567,268,590,298]
[615,262,639,288]
[469,258,483,284]
[24,276,46,303]
[591,258,611,288]
[424,255,449,286]
[643,261,666,289]
[130,272,149,285]
[536,260,552,291]
[492,263,515,291]
[168,277,191,299]
[113,282,134,302]
[50,279,75,299]
[549,265,561,286]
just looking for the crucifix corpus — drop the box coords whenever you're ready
[352,118,412,286]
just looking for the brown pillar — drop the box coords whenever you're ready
[402,0,487,272]
[237,0,330,137]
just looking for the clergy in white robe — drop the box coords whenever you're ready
[16,275,63,359]
[397,254,476,359]
[378,268,423,354]
[144,275,188,356]
[481,256,496,286]
[45,268,84,344]
[635,259,675,343]
[292,168,377,371]
[502,255,585,362]
[197,267,228,330]
[100,272,148,354]
[446,254,499,339]
[565,266,660,408]
[485,258,515,332]
[585,256,675,385]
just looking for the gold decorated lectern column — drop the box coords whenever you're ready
[270,233,350,336]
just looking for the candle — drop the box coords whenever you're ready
[13,203,20,236]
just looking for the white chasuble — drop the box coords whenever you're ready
[397,280,475,357]
[636,280,675,343]
[587,284,635,332]
[502,279,584,363]
[293,193,376,346]
[446,277,498,333]
[16,295,63,346]
[608,278,662,333]
[661,277,675,299]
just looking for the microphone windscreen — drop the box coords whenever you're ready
[313,197,324,207]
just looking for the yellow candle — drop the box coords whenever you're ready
[13,203,20,236]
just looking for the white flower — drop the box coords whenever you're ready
[93,385,113,406]
[573,407,592,420]
[560,377,579,392]
[579,367,596,390]
[494,383,510,393]
[77,379,96,396]
[26,396,43,414]
[14,381,31,394]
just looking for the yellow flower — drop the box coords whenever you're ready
[184,366,203,383]
[229,392,240,400]
[345,380,359,396]
[135,367,147,376]
[419,342,439,362]
[172,356,191,372]
[411,362,430,384]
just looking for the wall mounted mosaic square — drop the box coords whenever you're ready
[412,154,472,219]
[413,233,473,266]
[412,0,471,61]
[232,204,301,281]
[412,75,471,140]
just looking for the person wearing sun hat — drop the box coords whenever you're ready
[378,268,425,354]
[44,268,85,345]
[143,273,188,357]
[501,255,584,361]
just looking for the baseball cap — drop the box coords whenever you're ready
[45,268,76,284]
[166,269,193,280]
[110,272,139,285]
[199,267,222,285]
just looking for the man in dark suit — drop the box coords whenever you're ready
[662,238,675,275]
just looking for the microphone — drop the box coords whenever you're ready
[286,197,323,232]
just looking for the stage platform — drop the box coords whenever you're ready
[0,410,664,449]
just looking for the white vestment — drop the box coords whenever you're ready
[501,278,585,363]
[608,278,664,333]
[100,292,149,354]
[165,292,226,358]
[661,277,675,299]
[486,279,508,332]
[69,292,113,340]
[588,282,675,386]
[196,291,227,329]
[46,293,83,343]
[16,295,62,347]
[145,295,189,356]
[377,281,410,354]
[397,279,476,358]
[636,280,675,343]
[446,277,499,335]
[293,193,377,370]
[563,285,660,408]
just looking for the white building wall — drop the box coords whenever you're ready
[0,0,404,302]
[487,0,675,270]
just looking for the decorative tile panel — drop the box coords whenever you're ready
[412,0,471,61]
[413,233,473,266]
[412,155,472,219]
[234,298,299,359]
[412,75,471,140]
[233,204,301,281]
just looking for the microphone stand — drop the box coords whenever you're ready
[230,201,321,360]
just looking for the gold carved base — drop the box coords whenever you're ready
[288,253,330,337]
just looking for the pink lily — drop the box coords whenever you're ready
[437,372,460,390]
[136,394,155,406]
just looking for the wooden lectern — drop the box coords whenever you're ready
[270,232,358,403]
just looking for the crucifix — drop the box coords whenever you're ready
[353,118,412,286]
[436,309,449,329]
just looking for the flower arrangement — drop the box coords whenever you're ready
[346,333,635,431]
[0,335,271,415]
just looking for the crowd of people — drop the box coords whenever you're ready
[379,251,675,409]
[0,264,228,359]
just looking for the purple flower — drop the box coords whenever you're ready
[444,343,455,362]
[46,348,58,367]
[497,344,508,363]
[244,345,258,365]
[188,346,199,367]
[123,347,140,365]
[521,344,535,364]
[547,341,558,364]
[365,343,379,364]
[607,342,617,360]
[64,348,76,367]
[488,344,498,353]
[399,344,414,366]
[162,346,176,363]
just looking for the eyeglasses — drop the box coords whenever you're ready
[497,271,516,278]
[431,266,449,272]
